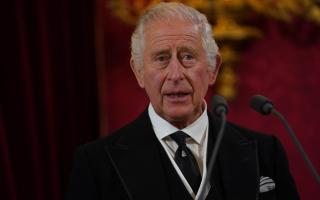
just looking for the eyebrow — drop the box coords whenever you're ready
[150,48,171,58]
[177,46,198,55]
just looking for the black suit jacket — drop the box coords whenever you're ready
[66,109,299,200]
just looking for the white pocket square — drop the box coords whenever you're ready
[260,176,276,193]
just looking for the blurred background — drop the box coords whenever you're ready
[1,0,320,199]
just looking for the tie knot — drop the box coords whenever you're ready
[170,131,189,146]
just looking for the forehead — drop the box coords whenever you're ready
[143,19,202,48]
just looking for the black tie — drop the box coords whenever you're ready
[170,131,201,193]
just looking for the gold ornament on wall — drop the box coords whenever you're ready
[108,0,320,100]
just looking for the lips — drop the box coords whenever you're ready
[166,93,189,97]
[164,92,191,102]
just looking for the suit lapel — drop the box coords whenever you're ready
[207,113,260,200]
[104,110,171,200]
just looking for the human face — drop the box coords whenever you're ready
[131,19,220,128]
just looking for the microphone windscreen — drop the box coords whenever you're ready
[212,95,228,116]
[250,95,273,115]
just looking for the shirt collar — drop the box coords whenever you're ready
[148,102,208,144]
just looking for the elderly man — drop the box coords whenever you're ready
[66,2,299,200]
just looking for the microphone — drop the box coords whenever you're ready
[197,95,228,200]
[250,95,320,183]
[250,95,273,115]
[212,94,229,116]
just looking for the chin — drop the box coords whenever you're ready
[164,109,194,124]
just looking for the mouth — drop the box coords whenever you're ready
[164,92,191,102]
[166,93,189,97]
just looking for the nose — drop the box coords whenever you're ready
[167,57,184,82]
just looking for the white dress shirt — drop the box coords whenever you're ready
[148,103,211,199]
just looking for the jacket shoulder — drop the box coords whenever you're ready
[226,122,275,141]
[79,109,150,153]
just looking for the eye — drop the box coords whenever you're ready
[154,53,170,67]
[182,54,193,60]
[156,54,169,62]
[180,52,196,67]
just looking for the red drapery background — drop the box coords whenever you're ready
[1,0,99,199]
[1,0,320,200]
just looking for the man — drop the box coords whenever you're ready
[66,2,299,200]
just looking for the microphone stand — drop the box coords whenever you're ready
[271,108,320,183]
[251,94,320,184]
[197,111,227,200]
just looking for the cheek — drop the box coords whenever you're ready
[144,71,165,97]
[191,71,211,96]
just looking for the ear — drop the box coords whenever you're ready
[208,53,222,85]
[130,58,145,88]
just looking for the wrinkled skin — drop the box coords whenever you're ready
[131,19,221,129]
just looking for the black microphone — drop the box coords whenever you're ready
[250,95,320,184]
[212,94,229,116]
[198,95,228,200]
[250,95,273,115]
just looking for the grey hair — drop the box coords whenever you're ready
[131,2,219,70]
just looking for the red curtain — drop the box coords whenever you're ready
[103,7,320,200]
[1,0,99,199]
